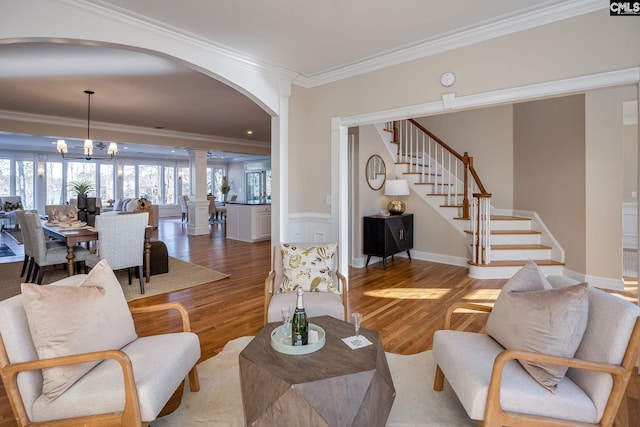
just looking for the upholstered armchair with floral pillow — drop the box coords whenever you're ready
[264,242,348,325]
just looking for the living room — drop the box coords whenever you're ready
[1,1,639,426]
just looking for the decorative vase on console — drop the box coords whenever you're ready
[68,180,94,213]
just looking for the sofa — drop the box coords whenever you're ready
[0,195,23,230]
[102,198,159,228]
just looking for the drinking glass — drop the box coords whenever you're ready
[352,312,363,338]
[281,306,291,327]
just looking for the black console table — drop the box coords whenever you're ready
[363,213,413,270]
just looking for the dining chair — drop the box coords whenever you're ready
[86,212,149,293]
[178,195,189,223]
[23,212,89,284]
[14,209,64,282]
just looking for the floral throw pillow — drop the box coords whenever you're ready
[280,242,338,293]
[4,201,23,211]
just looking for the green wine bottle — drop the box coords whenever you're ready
[291,287,308,346]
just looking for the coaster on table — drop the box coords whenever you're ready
[342,335,373,350]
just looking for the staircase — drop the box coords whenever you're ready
[378,120,564,279]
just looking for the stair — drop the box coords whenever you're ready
[464,215,564,279]
[378,121,565,279]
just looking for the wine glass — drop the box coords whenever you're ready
[352,312,363,338]
[281,306,291,328]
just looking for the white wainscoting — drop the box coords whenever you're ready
[623,202,637,249]
[287,213,332,243]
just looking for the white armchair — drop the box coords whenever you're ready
[432,263,640,427]
[0,260,200,426]
[264,242,348,325]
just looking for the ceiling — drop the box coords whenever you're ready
[0,0,579,162]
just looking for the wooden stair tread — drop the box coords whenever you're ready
[489,215,531,221]
[464,229,541,235]
[468,259,564,267]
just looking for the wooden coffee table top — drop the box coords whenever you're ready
[241,315,383,383]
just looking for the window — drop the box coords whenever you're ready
[0,159,10,195]
[208,166,226,201]
[245,170,271,202]
[138,165,161,204]
[15,160,34,209]
[164,166,176,204]
[122,165,137,198]
[66,162,96,201]
[45,162,63,205]
[99,164,114,201]
[180,166,190,197]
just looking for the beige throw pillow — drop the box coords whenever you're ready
[280,242,338,293]
[486,261,589,392]
[21,260,138,400]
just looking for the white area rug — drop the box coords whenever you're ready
[154,337,475,426]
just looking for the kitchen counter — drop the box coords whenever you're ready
[225,203,271,242]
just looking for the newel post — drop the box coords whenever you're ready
[462,152,470,219]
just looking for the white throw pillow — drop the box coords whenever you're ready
[280,242,338,293]
[21,260,138,400]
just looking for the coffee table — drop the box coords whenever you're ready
[239,315,395,427]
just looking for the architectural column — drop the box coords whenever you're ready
[187,148,210,235]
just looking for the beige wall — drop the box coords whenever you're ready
[513,95,586,272]
[289,11,640,215]
[414,105,514,209]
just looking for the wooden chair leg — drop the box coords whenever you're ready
[26,258,36,282]
[434,364,445,391]
[20,255,29,277]
[138,266,144,294]
[128,267,133,285]
[188,365,200,392]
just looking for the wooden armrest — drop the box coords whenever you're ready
[1,350,141,425]
[130,302,192,332]
[484,348,626,426]
[264,271,276,326]
[443,302,492,330]
[337,271,349,319]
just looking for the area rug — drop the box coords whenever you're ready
[0,243,16,258]
[0,257,230,302]
[153,337,475,427]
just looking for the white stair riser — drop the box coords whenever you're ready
[482,234,541,245]
[489,249,552,261]
[489,220,532,231]
[469,264,564,279]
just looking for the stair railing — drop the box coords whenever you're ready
[389,119,493,264]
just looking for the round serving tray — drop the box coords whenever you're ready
[271,323,326,355]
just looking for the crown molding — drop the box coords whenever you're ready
[0,109,268,149]
[295,0,606,88]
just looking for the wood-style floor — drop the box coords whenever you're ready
[0,218,638,426]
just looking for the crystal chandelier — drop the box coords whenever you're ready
[56,90,118,161]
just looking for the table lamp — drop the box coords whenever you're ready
[384,179,409,215]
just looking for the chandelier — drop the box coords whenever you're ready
[56,90,118,161]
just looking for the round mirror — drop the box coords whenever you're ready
[365,155,386,190]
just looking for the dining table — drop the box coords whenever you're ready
[41,221,153,282]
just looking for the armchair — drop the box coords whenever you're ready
[432,266,640,427]
[0,260,200,426]
[264,242,348,325]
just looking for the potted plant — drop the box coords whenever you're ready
[68,180,94,210]
[221,176,230,203]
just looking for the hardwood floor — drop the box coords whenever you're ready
[0,218,638,426]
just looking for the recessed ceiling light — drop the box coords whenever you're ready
[247,130,253,135]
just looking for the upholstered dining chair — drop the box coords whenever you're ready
[14,210,64,282]
[0,260,200,426]
[23,212,89,284]
[264,242,348,325]
[86,212,148,293]
[178,195,189,223]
